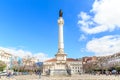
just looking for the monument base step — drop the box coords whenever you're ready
[50,69,70,76]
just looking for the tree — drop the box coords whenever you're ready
[97,57,108,74]
[22,56,38,73]
[22,56,32,72]
[115,66,120,71]
[0,60,6,71]
[83,61,98,73]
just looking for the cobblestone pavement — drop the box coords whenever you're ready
[0,74,120,80]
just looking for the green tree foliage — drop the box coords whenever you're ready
[115,67,120,71]
[0,60,6,71]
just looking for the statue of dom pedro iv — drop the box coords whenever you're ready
[59,9,63,17]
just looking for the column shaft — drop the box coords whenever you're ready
[58,25,64,49]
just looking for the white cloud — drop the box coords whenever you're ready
[78,0,120,34]
[80,48,86,52]
[0,47,49,61]
[79,34,87,41]
[86,35,120,56]
[78,12,91,21]
[33,53,51,62]
[0,47,32,58]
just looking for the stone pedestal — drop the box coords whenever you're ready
[50,69,68,76]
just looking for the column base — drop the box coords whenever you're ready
[58,48,64,53]
[50,69,69,76]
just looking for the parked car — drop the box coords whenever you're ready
[22,72,28,75]
[13,72,18,76]
[0,72,7,76]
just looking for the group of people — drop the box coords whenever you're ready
[87,70,120,76]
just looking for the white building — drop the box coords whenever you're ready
[0,50,12,69]
[43,58,83,74]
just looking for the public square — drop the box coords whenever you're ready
[0,74,120,80]
[0,0,120,80]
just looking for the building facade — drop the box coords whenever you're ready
[43,58,83,75]
[0,50,12,69]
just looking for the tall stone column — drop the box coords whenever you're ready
[58,17,64,53]
[52,9,68,76]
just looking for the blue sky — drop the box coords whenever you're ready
[0,0,120,60]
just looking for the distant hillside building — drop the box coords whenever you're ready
[82,56,98,64]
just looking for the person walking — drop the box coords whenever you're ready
[37,70,41,79]
[7,72,11,78]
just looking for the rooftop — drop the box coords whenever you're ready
[44,58,80,62]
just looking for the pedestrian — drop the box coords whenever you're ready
[39,71,41,79]
[48,69,50,75]
[7,72,11,78]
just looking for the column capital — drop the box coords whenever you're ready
[58,17,64,26]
